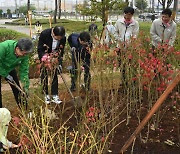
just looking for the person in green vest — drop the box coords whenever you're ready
[0,38,33,108]
[0,108,19,152]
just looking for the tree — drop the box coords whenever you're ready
[76,0,126,24]
[0,9,3,18]
[27,0,30,12]
[58,0,61,19]
[7,9,11,15]
[172,0,178,20]
[125,0,129,6]
[158,0,173,9]
[54,0,58,23]
[19,5,36,15]
[135,0,148,11]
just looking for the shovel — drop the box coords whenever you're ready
[58,65,83,107]
[7,79,28,110]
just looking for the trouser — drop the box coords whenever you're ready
[0,69,26,108]
[71,48,91,90]
[116,48,126,82]
[41,67,58,95]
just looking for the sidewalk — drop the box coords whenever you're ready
[0,19,35,36]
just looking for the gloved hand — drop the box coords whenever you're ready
[6,75,14,82]
[59,65,63,73]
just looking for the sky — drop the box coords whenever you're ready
[0,0,83,6]
[0,0,84,11]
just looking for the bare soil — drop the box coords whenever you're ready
[2,84,180,154]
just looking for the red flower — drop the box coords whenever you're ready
[101,136,105,142]
[12,116,21,126]
[131,77,137,81]
[128,54,133,60]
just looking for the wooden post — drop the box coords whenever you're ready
[28,10,32,38]
[120,72,180,153]
[49,15,52,28]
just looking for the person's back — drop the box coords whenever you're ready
[89,23,98,34]
[68,33,80,49]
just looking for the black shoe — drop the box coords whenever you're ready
[70,86,76,92]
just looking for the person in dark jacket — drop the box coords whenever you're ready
[37,26,66,104]
[68,32,92,91]
[89,23,98,35]
[0,38,33,108]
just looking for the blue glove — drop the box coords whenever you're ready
[6,75,14,82]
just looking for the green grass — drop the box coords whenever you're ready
[12,18,104,34]
[0,28,28,42]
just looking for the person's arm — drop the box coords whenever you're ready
[168,23,176,46]
[37,31,47,60]
[0,43,9,77]
[114,21,120,41]
[132,21,139,38]
[150,21,162,44]
[19,56,30,92]
[68,34,73,48]
[59,36,66,58]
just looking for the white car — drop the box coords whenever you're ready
[43,14,49,17]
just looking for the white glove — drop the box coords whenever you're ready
[6,75,13,82]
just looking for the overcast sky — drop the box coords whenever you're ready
[0,0,84,7]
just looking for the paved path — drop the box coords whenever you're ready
[0,19,35,36]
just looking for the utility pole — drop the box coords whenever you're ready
[64,0,65,12]
[152,0,154,13]
[27,0,30,12]
[15,0,18,16]
[76,0,78,19]
[37,0,40,10]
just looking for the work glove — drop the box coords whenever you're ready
[59,65,63,73]
[6,75,14,82]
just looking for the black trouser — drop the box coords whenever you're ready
[71,48,91,90]
[41,67,58,95]
[0,69,25,108]
[116,49,126,82]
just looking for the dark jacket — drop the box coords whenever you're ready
[68,33,91,63]
[68,33,80,49]
[37,28,66,60]
[89,23,98,32]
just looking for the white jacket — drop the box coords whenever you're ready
[104,24,116,44]
[114,19,139,42]
[0,108,12,149]
[150,18,176,46]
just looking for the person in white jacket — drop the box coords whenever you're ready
[0,108,19,152]
[114,7,139,45]
[114,7,139,84]
[104,20,116,46]
[150,8,176,48]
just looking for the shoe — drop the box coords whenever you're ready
[45,95,51,104]
[27,112,33,118]
[52,95,62,104]
[70,86,76,92]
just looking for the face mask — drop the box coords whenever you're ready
[162,22,170,27]
[124,19,133,25]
